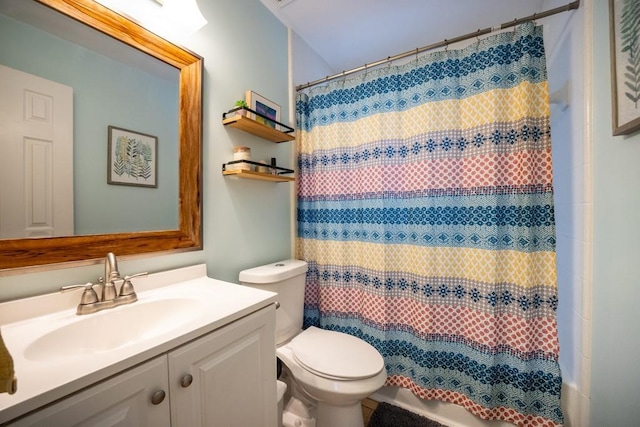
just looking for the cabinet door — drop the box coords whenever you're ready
[168,306,277,427]
[11,356,170,427]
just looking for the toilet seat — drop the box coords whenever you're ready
[290,327,384,380]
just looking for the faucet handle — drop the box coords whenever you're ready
[119,272,148,297]
[60,282,99,305]
[125,272,148,280]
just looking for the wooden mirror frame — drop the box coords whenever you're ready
[0,0,202,271]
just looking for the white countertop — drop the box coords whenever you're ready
[0,264,277,424]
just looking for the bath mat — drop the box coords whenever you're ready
[368,402,446,427]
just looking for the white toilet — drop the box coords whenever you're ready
[239,259,387,427]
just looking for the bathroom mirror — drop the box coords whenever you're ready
[0,0,202,271]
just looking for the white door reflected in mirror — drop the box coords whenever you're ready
[0,64,73,239]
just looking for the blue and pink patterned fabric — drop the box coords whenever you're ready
[295,23,563,427]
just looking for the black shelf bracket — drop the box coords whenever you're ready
[222,107,295,134]
[222,158,294,175]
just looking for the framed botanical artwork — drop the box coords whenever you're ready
[246,90,280,128]
[107,126,158,188]
[610,0,640,135]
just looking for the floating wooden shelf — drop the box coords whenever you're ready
[222,169,295,182]
[222,107,295,182]
[222,108,295,143]
[222,160,294,182]
[222,115,295,143]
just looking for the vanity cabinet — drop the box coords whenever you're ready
[10,356,171,426]
[169,304,277,426]
[10,306,276,427]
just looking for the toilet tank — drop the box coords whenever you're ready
[239,259,308,345]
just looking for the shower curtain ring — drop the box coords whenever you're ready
[339,70,347,86]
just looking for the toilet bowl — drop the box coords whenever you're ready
[239,260,387,427]
[277,327,386,427]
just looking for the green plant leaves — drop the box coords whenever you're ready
[620,0,640,107]
[113,135,153,181]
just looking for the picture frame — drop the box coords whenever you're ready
[610,0,640,135]
[107,126,158,188]
[245,90,281,129]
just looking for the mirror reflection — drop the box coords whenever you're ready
[0,0,179,240]
[0,0,203,275]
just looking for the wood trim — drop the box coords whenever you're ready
[0,0,203,271]
[222,169,295,182]
[222,115,295,143]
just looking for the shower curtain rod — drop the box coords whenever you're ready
[295,0,580,91]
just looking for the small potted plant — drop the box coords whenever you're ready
[234,100,248,116]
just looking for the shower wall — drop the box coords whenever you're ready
[543,0,589,424]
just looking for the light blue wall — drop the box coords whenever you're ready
[0,14,179,234]
[291,31,335,85]
[591,0,640,424]
[0,0,291,299]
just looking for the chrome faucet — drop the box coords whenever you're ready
[61,253,147,315]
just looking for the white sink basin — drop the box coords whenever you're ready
[0,264,278,424]
[24,297,206,362]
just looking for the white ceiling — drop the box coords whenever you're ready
[259,0,548,74]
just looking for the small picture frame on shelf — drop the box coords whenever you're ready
[107,126,158,188]
[246,90,280,128]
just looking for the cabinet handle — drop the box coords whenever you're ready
[181,374,193,388]
[151,390,166,405]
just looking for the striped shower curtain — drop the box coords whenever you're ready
[296,22,563,427]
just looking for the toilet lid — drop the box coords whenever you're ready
[291,327,384,380]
